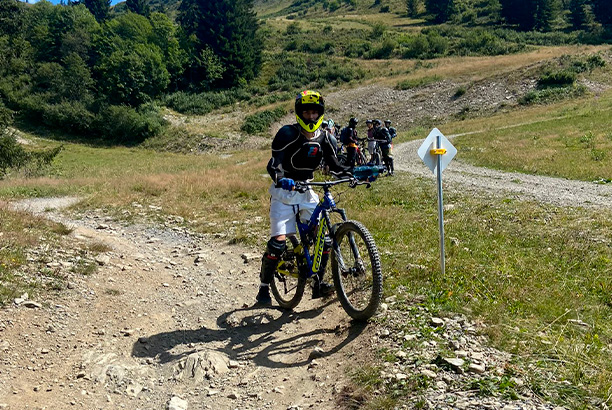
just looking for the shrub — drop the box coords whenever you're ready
[519,85,587,105]
[96,104,167,144]
[162,88,252,115]
[41,101,95,134]
[538,70,577,87]
[396,75,441,90]
[241,107,286,135]
[344,41,372,58]
[453,86,467,98]
[268,55,366,91]
[400,32,448,59]
[366,38,397,59]
[285,22,301,35]
[0,102,61,178]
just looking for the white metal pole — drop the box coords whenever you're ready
[436,134,446,276]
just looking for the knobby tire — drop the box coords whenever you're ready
[271,237,306,309]
[331,221,383,321]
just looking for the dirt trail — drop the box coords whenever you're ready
[0,204,370,409]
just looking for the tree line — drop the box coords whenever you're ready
[409,0,612,32]
[0,0,262,142]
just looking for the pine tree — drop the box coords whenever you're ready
[178,0,262,88]
[126,0,150,16]
[499,0,536,30]
[592,0,612,25]
[406,0,421,17]
[568,0,591,30]
[0,0,25,36]
[534,0,556,31]
[83,0,110,22]
[424,0,454,23]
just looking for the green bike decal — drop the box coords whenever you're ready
[312,218,327,273]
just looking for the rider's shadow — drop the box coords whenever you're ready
[131,299,368,369]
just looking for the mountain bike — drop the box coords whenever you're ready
[338,138,368,167]
[271,171,384,321]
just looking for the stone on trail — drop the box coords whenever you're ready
[167,396,188,410]
[176,351,230,382]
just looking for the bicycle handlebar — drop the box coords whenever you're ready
[296,177,371,191]
[275,174,371,192]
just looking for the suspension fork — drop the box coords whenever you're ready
[329,208,362,271]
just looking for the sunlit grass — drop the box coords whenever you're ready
[443,88,612,181]
[0,207,72,305]
[337,174,612,408]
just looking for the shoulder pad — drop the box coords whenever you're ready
[272,125,300,151]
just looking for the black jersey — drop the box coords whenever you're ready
[266,124,348,183]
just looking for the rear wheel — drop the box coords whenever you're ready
[271,237,306,309]
[332,221,383,321]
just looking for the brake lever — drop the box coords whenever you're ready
[293,183,308,193]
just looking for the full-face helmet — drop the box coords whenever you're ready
[349,117,358,127]
[295,90,325,132]
[384,119,391,126]
[373,119,382,127]
[366,119,373,125]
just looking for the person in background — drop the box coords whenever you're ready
[340,117,359,167]
[321,121,338,151]
[366,119,375,162]
[255,90,350,306]
[384,119,397,147]
[373,119,394,176]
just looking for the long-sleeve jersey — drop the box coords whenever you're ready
[266,124,348,183]
[374,126,392,149]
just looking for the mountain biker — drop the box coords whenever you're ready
[384,119,397,145]
[340,117,359,167]
[256,90,351,306]
[366,119,375,161]
[373,119,394,176]
[321,121,338,151]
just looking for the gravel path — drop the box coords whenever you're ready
[394,136,612,209]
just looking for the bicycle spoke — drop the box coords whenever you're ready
[332,221,383,321]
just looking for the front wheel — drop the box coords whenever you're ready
[271,237,306,309]
[331,221,383,321]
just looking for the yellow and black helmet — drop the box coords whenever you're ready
[295,90,325,132]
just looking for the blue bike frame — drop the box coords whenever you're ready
[293,180,352,280]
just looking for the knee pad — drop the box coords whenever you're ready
[266,237,286,259]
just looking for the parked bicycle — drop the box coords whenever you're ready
[338,138,368,167]
[271,170,384,321]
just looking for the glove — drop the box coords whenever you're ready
[278,178,295,191]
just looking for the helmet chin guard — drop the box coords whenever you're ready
[295,90,325,132]
[296,113,324,132]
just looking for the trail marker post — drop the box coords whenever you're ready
[417,128,457,276]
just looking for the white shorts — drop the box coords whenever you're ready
[268,184,319,237]
[367,141,376,155]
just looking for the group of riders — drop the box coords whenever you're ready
[320,117,396,176]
